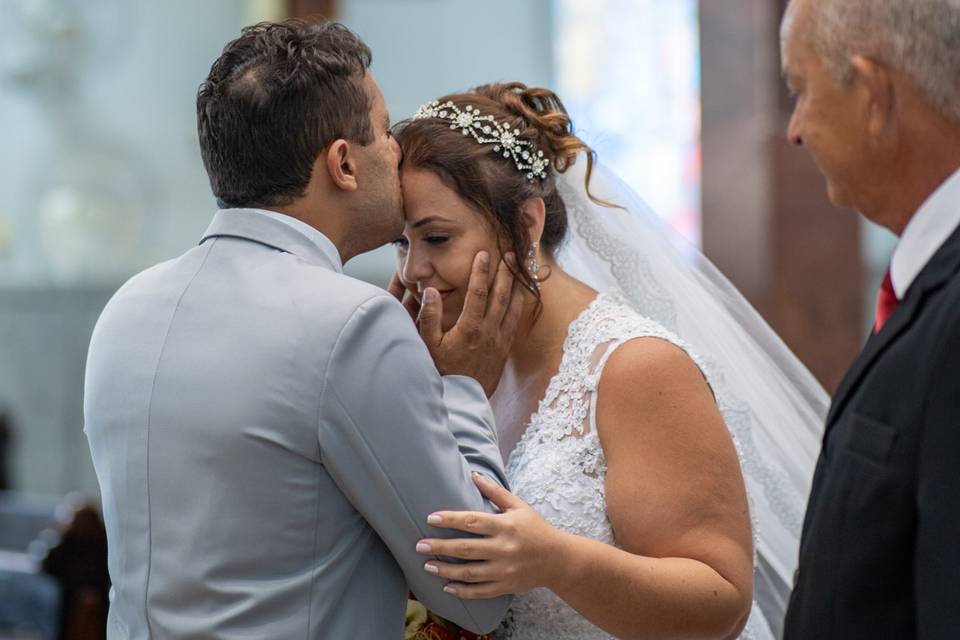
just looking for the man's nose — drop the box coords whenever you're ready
[787,109,804,147]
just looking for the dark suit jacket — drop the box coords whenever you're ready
[784,224,960,639]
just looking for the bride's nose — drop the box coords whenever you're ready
[400,247,433,287]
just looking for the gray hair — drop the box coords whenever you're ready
[786,0,960,121]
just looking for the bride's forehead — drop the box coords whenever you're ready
[401,167,494,226]
[403,169,462,207]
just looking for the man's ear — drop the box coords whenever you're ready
[520,197,547,246]
[324,139,359,192]
[850,54,895,139]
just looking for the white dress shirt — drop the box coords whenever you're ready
[891,168,960,299]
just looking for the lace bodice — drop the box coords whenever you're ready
[493,292,768,640]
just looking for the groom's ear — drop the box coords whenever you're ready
[324,140,359,192]
[519,197,546,246]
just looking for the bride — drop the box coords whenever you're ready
[388,83,827,640]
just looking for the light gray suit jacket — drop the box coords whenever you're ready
[84,208,511,638]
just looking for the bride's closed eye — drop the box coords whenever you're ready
[424,234,450,246]
[391,233,452,250]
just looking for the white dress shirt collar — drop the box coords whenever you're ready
[890,168,960,299]
[244,208,344,273]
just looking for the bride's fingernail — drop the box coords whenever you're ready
[443,585,458,596]
[416,541,431,553]
[426,514,443,525]
[424,562,439,575]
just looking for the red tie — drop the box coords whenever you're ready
[874,270,899,333]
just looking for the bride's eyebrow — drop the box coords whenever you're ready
[413,215,454,229]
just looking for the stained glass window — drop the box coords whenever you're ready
[553,0,701,245]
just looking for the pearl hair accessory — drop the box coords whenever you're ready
[412,100,551,181]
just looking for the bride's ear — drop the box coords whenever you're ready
[520,197,546,248]
[322,140,359,192]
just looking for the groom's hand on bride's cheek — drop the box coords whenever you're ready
[419,251,523,397]
[387,273,421,322]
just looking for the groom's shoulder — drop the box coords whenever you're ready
[102,246,406,340]
[102,253,187,306]
[288,266,404,329]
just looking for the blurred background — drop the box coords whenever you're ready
[0,0,895,637]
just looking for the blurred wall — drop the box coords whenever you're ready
[0,1,269,497]
[0,2,266,287]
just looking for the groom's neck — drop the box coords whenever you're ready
[265,198,348,257]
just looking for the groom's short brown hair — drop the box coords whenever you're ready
[197,19,373,208]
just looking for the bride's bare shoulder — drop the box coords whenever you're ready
[595,334,751,570]
[601,333,704,391]
[594,334,722,447]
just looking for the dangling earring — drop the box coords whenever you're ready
[527,241,541,290]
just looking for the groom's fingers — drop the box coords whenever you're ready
[458,251,491,328]
[500,278,524,336]
[485,253,516,326]
[386,273,406,303]
[403,295,421,322]
[417,288,443,348]
[388,273,420,322]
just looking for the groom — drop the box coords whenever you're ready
[84,20,521,639]
[781,1,960,637]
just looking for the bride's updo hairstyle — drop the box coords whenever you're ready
[394,82,597,294]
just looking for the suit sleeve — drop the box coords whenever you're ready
[316,294,511,633]
[915,311,960,638]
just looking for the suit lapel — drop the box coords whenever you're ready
[825,224,960,433]
[824,290,923,430]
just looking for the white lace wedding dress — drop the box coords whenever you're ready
[491,291,770,640]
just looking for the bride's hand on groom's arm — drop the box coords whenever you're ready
[414,251,524,397]
[414,472,568,598]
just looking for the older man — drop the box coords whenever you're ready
[781,1,960,637]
